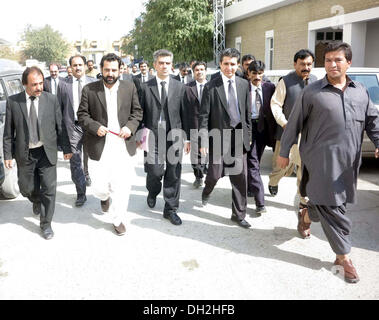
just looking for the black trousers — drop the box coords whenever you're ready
[145,136,183,215]
[17,146,57,230]
[70,123,86,196]
[247,121,266,206]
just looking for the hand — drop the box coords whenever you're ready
[282,124,287,130]
[64,153,73,160]
[136,141,142,149]
[276,156,289,169]
[375,148,379,158]
[200,147,208,156]
[4,160,13,169]
[119,126,131,139]
[184,142,190,154]
[97,126,108,137]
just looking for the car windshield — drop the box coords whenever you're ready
[348,74,379,105]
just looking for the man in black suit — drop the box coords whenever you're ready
[57,54,96,207]
[140,49,189,226]
[184,61,208,188]
[133,60,154,84]
[3,67,72,239]
[43,63,64,95]
[246,60,276,214]
[173,63,192,84]
[199,48,252,228]
[77,53,143,236]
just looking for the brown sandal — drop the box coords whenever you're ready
[297,208,311,239]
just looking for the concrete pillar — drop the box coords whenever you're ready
[343,22,367,67]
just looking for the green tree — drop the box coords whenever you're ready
[22,24,70,65]
[122,0,214,63]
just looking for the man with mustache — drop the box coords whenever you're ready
[246,60,276,214]
[269,49,316,210]
[3,66,72,239]
[58,55,96,207]
[78,53,143,235]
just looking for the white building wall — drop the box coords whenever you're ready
[365,19,379,67]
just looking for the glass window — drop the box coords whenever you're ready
[348,74,379,104]
[4,79,24,97]
[0,82,6,101]
[335,31,343,40]
[326,32,334,40]
[316,32,324,40]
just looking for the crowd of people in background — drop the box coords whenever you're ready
[3,42,379,285]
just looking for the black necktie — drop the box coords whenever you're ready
[305,78,309,86]
[199,84,204,102]
[29,96,39,145]
[77,78,82,100]
[160,81,167,122]
[228,79,240,127]
[53,79,57,94]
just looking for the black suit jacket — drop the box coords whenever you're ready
[140,77,188,141]
[249,81,276,148]
[172,74,193,84]
[77,80,143,160]
[199,75,252,154]
[57,75,96,141]
[43,76,65,94]
[133,73,154,83]
[183,80,202,130]
[3,91,71,167]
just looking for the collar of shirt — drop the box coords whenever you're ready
[321,75,357,89]
[103,79,120,94]
[251,83,262,92]
[221,72,237,102]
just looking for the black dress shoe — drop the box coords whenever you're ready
[268,185,278,196]
[33,202,41,215]
[85,176,92,187]
[147,194,156,208]
[163,212,182,225]
[256,205,267,214]
[193,178,203,189]
[113,222,126,236]
[231,215,251,228]
[101,198,110,212]
[41,227,54,240]
[201,191,210,206]
[75,194,87,207]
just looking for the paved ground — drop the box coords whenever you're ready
[0,149,378,299]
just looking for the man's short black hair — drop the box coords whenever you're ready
[293,49,315,63]
[248,60,265,73]
[87,59,94,65]
[22,66,44,85]
[139,60,149,67]
[323,42,352,62]
[100,53,122,69]
[220,48,240,64]
[69,54,86,66]
[241,54,256,64]
[192,61,207,71]
[179,62,189,70]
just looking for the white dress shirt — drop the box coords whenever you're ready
[140,73,148,83]
[251,83,263,119]
[50,77,59,95]
[196,80,207,100]
[25,91,43,148]
[72,76,87,121]
[156,75,170,100]
[221,72,238,105]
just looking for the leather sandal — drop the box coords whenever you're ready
[297,208,311,239]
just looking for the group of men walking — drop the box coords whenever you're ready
[2,42,379,284]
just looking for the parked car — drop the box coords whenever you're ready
[0,67,24,198]
[265,67,379,158]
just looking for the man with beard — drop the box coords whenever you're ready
[269,49,317,209]
[58,55,96,207]
[78,53,143,235]
[3,67,72,239]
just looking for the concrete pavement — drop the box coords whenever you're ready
[0,149,378,299]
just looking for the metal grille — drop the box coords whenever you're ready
[213,0,225,66]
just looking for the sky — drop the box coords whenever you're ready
[0,0,146,44]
